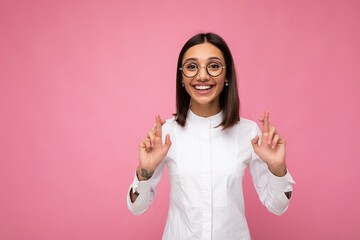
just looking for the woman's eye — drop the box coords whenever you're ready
[186,63,197,71]
[208,63,220,69]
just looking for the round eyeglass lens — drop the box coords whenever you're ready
[206,61,224,77]
[181,61,225,78]
[182,62,198,78]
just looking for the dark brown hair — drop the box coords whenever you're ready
[174,32,240,129]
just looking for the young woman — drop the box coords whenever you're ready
[127,33,295,240]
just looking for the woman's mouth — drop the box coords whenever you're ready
[194,85,213,91]
[192,85,214,95]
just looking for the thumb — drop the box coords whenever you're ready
[163,134,172,152]
[251,135,260,151]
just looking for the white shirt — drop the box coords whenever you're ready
[127,110,295,240]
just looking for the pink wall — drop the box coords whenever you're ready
[1,0,359,239]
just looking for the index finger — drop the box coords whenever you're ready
[262,111,270,133]
[155,114,162,137]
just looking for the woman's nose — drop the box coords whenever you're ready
[196,66,209,80]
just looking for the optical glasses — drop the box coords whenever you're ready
[179,61,226,78]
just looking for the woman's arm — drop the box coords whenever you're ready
[129,165,158,203]
[250,111,295,215]
[127,115,171,215]
[127,160,166,215]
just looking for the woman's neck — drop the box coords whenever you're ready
[190,102,221,117]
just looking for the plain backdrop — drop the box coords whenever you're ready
[1,0,359,239]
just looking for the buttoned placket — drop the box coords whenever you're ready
[200,118,212,239]
[180,110,224,240]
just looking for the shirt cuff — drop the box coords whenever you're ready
[131,170,153,193]
[267,169,295,193]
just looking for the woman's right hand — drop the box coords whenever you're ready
[137,114,172,181]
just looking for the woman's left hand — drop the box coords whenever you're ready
[251,111,287,177]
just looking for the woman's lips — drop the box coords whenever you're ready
[193,85,214,95]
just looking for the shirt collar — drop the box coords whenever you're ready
[187,109,223,128]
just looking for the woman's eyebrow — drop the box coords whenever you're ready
[183,57,198,62]
[208,57,222,61]
[184,57,222,62]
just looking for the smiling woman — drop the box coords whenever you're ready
[126,33,295,240]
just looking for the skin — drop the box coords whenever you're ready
[130,43,288,202]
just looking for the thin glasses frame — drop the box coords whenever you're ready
[179,61,226,78]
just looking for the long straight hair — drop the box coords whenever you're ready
[174,33,240,129]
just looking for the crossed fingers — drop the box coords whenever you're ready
[259,111,283,149]
[143,115,166,152]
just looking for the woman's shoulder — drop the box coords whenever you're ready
[238,117,258,127]
[164,116,176,124]
[162,116,177,133]
[232,117,260,133]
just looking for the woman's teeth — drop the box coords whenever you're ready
[194,85,212,90]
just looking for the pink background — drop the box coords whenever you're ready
[1,0,359,239]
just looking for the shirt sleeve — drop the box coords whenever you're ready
[249,125,295,216]
[126,160,166,216]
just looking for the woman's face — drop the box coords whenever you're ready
[181,42,226,116]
